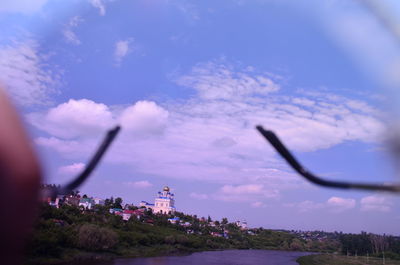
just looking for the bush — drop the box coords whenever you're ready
[164,235,175,245]
[77,224,118,251]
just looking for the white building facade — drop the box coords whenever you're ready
[141,186,176,214]
[235,220,248,230]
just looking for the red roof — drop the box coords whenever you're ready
[133,209,145,215]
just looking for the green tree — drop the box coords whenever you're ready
[77,224,118,251]
[113,197,123,209]
[105,197,114,207]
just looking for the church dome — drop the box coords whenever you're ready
[163,186,170,192]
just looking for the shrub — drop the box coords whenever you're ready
[77,224,118,251]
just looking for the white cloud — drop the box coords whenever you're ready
[0,40,60,106]
[174,62,384,153]
[361,195,392,212]
[114,38,134,65]
[29,99,115,139]
[63,16,84,45]
[170,0,200,21]
[190,192,209,200]
[221,184,264,195]
[176,61,280,100]
[119,101,169,136]
[58,162,85,175]
[214,184,279,202]
[31,61,386,200]
[89,0,106,16]
[287,200,324,213]
[124,180,153,189]
[0,0,49,14]
[251,201,266,208]
[286,196,356,213]
[35,137,101,161]
[327,196,356,213]
[30,99,169,139]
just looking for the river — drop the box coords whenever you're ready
[83,250,313,265]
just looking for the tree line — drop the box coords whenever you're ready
[26,194,400,264]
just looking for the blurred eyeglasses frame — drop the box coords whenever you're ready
[256,125,400,193]
[44,126,121,199]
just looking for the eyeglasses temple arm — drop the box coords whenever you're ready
[256,125,400,193]
[45,125,121,199]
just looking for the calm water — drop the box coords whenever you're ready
[86,250,313,265]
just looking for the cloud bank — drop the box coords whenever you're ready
[29,61,386,207]
[0,40,61,106]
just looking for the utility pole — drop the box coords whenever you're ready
[383,251,385,265]
[367,252,369,264]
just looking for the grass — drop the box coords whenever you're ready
[297,254,400,265]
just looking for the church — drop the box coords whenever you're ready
[140,186,176,214]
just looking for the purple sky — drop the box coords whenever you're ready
[1,0,400,234]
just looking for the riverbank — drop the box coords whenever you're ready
[297,254,400,265]
[27,245,201,265]
[62,249,314,265]
[28,244,317,265]
[27,203,400,264]
[27,204,331,265]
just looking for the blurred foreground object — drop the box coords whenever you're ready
[0,87,121,264]
[257,125,400,193]
[0,88,42,264]
[42,125,121,200]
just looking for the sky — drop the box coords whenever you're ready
[1,0,400,235]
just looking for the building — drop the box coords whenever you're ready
[235,220,248,230]
[139,201,154,208]
[122,210,136,221]
[109,208,123,214]
[65,195,80,206]
[79,197,94,209]
[120,209,146,221]
[93,197,105,205]
[140,186,176,214]
[168,217,180,224]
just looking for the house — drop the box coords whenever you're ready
[235,220,248,230]
[93,197,105,205]
[122,210,136,221]
[247,230,256,236]
[182,222,191,227]
[65,195,80,206]
[133,208,145,217]
[79,197,94,209]
[109,208,123,214]
[139,201,154,209]
[168,217,180,224]
[46,195,65,208]
[211,232,222,237]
